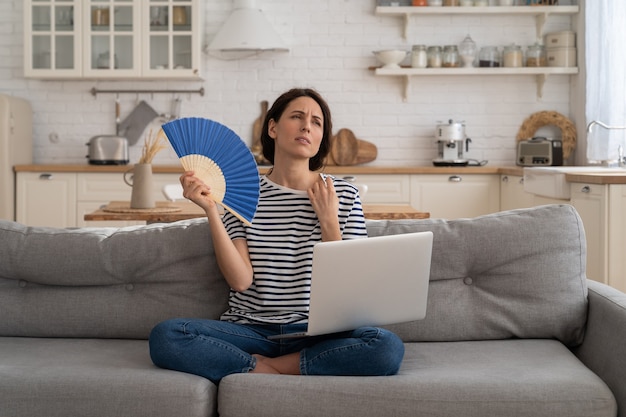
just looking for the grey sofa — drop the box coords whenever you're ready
[0,204,624,417]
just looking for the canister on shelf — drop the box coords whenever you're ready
[478,46,500,67]
[443,0,460,5]
[442,45,460,68]
[428,0,443,5]
[474,0,488,6]
[503,44,523,67]
[526,43,547,67]
[427,46,442,68]
[411,45,428,68]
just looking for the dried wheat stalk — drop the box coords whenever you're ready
[138,129,167,164]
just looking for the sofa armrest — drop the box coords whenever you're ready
[574,279,626,417]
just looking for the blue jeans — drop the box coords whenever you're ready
[149,319,405,384]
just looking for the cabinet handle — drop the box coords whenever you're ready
[448,175,462,182]
[39,173,53,180]
[502,176,509,183]
[580,185,591,193]
[342,176,356,182]
[519,177,524,185]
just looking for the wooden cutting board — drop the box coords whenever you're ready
[328,128,377,166]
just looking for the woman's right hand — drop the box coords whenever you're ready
[180,171,217,213]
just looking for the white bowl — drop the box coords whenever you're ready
[373,50,408,69]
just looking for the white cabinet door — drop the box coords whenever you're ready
[608,185,626,293]
[76,172,182,226]
[410,174,500,219]
[570,182,609,285]
[24,0,82,78]
[500,174,534,211]
[336,174,410,204]
[16,172,77,227]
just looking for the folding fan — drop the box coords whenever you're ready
[161,117,260,226]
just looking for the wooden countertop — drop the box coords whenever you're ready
[13,163,510,175]
[15,163,626,184]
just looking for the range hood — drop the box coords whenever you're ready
[207,0,289,58]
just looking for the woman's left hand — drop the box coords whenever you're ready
[308,175,341,241]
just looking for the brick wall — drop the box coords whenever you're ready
[0,0,578,166]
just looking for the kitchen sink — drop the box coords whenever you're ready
[523,166,626,199]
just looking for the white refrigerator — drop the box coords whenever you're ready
[0,93,33,221]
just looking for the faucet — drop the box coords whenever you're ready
[586,120,626,167]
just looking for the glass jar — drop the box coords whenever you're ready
[458,34,477,67]
[442,45,460,68]
[411,45,427,68]
[503,44,523,67]
[473,0,488,6]
[526,43,547,67]
[478,46,500,67]
[443,0,460,5]
[427,0,443,5]
[427,46,442,68]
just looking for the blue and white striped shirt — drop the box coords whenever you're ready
[220,174,368,324]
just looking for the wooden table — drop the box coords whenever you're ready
[84,201,429,224]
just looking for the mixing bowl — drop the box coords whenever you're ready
[373,50,408,69]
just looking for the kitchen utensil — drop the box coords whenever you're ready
[86,135,129,165]
[433,119,472,166]
[329,129,378,166]
[115,97,120,135]
[251,100,269,165]
[118,101,159,145]
[161,117,260,226]
[373,50,408,69]
[330,128,358,166]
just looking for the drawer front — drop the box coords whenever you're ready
[337,174,410,204]
[77,172,181,201]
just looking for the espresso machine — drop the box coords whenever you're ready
[433,119,472,167]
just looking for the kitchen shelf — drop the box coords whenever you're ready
[373,66,579,101]
[376,5,580,39]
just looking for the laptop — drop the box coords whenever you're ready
[267,231,433,340]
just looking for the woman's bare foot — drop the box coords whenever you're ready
[250,353,301,375]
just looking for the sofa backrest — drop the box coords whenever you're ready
[0,204,588,346]
[369,204,588,347]
[0,218,230,339]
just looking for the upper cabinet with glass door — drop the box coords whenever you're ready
[142,0,200,79]
[24,0,201,80]
[24,0,82,78]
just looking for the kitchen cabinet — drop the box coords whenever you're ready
[24,0,201,80]
[16,172,77,227]
[337,174,411,205]
[569,182,608,286]
[16,171,181,228]
[373,5,580,100]
[410,174,499,219]
[570,182,626,293]
[500,174,534,211]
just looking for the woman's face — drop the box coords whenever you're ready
[268,96,324,162]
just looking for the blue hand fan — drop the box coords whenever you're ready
[161,117,260,226]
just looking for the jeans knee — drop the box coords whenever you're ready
[148,319,183,367]
[357,327,405,375]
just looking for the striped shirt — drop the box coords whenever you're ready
[220,174,368,324]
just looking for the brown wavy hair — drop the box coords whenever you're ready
[261,88,332,171]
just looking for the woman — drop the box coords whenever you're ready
[149,88,404,383]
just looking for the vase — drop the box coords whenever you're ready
[124,163,155,209]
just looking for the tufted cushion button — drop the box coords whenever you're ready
[18,280,27,288]
[125,284,134,291]
[463,277,473,285]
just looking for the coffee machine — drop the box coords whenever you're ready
[433,119,472,167]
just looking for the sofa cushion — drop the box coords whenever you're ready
[370,204,588,347]
[0,337,217,417]
[0,219,230,339]
[218,339,616,417]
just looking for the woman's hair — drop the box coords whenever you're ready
[261,88,332,171]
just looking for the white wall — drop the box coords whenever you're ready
[0,0,580,167]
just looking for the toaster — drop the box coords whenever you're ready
[86,135,129,165]
[516,137,563,166]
